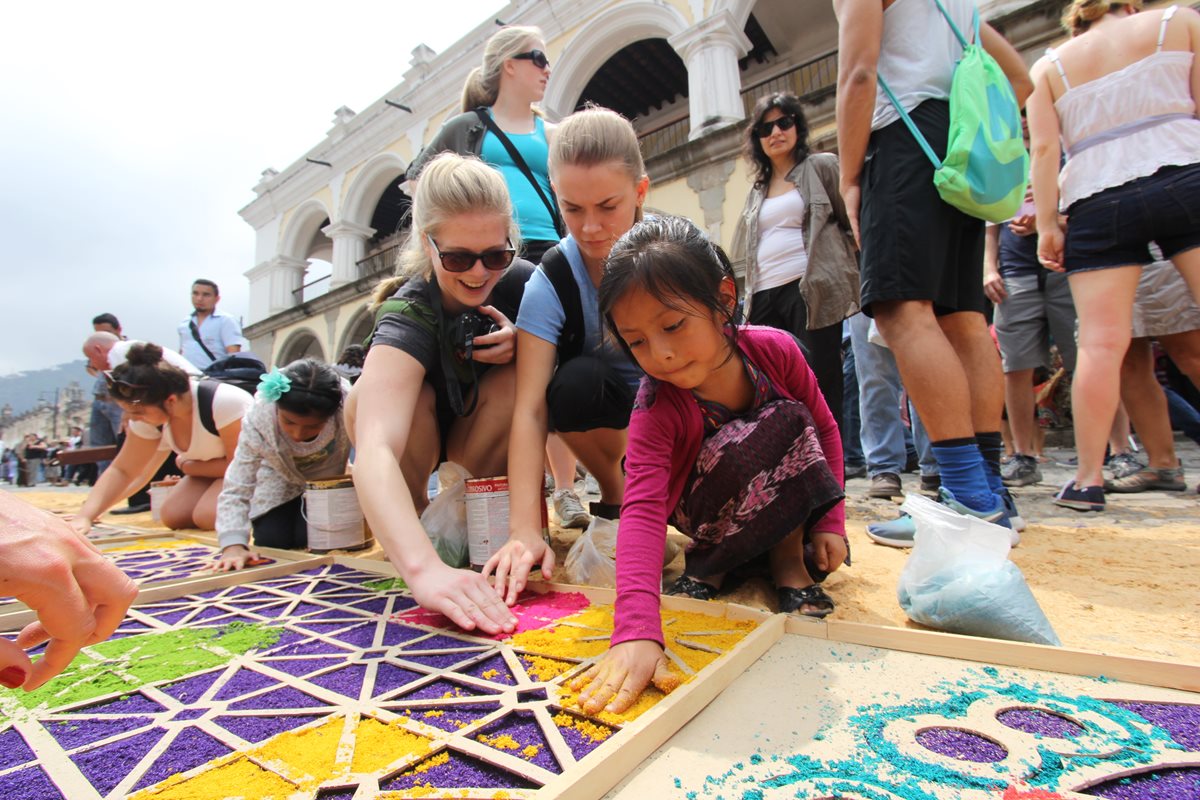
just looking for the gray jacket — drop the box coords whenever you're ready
[733,154,860,329]
[405,111,486,182]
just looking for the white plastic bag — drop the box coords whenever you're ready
[419,463,471,568]
[896,494,1060,646]
[564,516,618,587]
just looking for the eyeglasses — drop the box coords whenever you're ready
[752,115,798,139]
[427,235,516,273]
[102,370,148,402]
[512,49,550,70]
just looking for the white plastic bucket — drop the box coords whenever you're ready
[149,481,174,523]
[303,476,369,552]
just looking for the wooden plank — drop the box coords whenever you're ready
[538,614,785,800]
[813,618,1200,692]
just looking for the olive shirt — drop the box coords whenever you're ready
[732,154,861,330]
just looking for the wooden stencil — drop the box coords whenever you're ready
[0,559,777,799]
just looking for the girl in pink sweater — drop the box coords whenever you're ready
[575,216,848,715]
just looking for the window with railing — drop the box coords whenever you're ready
[356,232,409,281]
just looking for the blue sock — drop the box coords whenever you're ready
[931,440,997,513]
[975,432,1006,496]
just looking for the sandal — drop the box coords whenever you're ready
[778,584,835,619]
[664,575,720,601]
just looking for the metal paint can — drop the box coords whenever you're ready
[304,475,372,553]
[464,476,548,570]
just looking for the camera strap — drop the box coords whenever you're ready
[426,277,481,418]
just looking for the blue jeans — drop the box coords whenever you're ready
[849,313,937,478]
[90,397,124,474]
[842,332,865,467]
[1166,386,1200,446]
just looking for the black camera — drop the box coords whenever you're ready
[448,312,499,360]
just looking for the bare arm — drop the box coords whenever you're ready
[73,432,168,531]
[983,224,1008,304]
[1184,7,1200,110]
[1027,59,1066,272]
[351,345,516,634]
[980,23,1033,107]
[179,417,242,479]
[834,0,883,245]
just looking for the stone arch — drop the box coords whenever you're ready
[341,152,409,229]
[276,327,326,366]
[280,198,333,262]
[712,0,757,31]
[338,305,375,355]
[542,2,691,119]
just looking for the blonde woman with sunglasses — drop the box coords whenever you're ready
[348,153,534,634]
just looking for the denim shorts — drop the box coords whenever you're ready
[1064,163,1200,273]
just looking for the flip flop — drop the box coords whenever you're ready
[778,584,835,618]
[664,575,720,601]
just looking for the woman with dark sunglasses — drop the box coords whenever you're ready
[348,153,534,635]
[68,343,253,535]
[405,25,558,265]
[734,93,860,431]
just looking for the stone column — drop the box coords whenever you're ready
[323,220,376,288]
[669,11,752,140]
[245,255,310,320]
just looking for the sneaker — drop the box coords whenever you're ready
[866,489,1016,549]
[1001,454,1042,487]
[552,489,590,529]
[919,474,941,493]
[1106,452,1145,480]
[1105,463,1186,493]
[998,489,1025,539]
[868,472,903,499]
[844,462,867,480]
[937,487,1012,530]
[865,513,917,547]
[1053,480,1105,512]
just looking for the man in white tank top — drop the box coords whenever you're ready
[834,0,1033,542]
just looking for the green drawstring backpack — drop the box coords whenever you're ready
[878,0,1028,223]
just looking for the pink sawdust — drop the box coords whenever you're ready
[393,591,590,639]
[1002,786,1067,799]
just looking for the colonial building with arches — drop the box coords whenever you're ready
[239,0,1065,365]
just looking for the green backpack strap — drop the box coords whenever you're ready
[364,296,437,349]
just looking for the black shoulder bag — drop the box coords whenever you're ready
[538,246,585,365]
[473,108,565,238]
[188,318,218,362]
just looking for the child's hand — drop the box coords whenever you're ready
[811,532,848,575]
[214,544,259,572]
[570,640,680,715]
[481,533,555,605]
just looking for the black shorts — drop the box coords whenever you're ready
[859,100,986,318]
[547,356,635,433]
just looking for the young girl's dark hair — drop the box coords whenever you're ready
[599,216,740,364]
[744,92,811,186]
[108,343,191,406]
[276,359,343,417]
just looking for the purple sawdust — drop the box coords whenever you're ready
[396,703,499,733]
[170,708,208,722]
[382,623,427,647]
[149,607,196,625]
[190,588,228,600]
[463,654,517,686]
[309,580,350,594]
[916,727,1008,763]
[213,668,279,701]
[554,712,613,760]
[1085,767,1200,799]
[1110,701,1200,751]
[0,766,65,799]
[227,685,328,710]
[517,688,548,703]
[225,586,256,597]
[308,664,368,699]
[316,788,358,800]
[399,678,498,703]
[293,602,332,617]
[72,726,165,795]
[307,608,365,622]
[159,670,223,704]
[997,707,1086,739]
[192,606,239,622]
[347,597,390,615]
[257,628,310,653]
[373,663,426,698]
[294,622,356,638]
[329,623,382,648]
[43,716,155,750]
[380,750,538,791]
[132,727,232,791]
[0,727,36,771]
[267,637,353,657]
[251,602,295,619]
[66,692,166,715]
[404,634,484,651]
[475,710,562,773]
[399,652,479,669]
[262,656,348,677]
[117,620,154,633]
[214,713,325,743]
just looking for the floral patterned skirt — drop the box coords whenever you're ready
[670,398,844,578]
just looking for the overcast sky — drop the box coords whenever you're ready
[0,0,503,376]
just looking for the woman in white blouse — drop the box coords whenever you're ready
[70,343,252,533]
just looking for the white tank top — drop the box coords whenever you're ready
[872,0,977,131]
[755,191,809,292]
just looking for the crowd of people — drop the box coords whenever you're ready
[4,0,1199,712]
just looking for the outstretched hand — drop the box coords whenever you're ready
[407,560,517,635]
[213,544,261,572]
[482,533,555,605]
[569,640,681,715]
[0,493,138,690]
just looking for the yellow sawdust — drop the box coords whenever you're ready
[476,732,520,750]
[556,682,667,725]
[107,538,202,552]
[482,668,500,679]
[130,756,295,799]
[661,608,756,672]
[552,712,614,744]
[519,654,576,681]
[423,709,445,718]
[509,604,614,659]
[249,715,343,786]
[521,744,541,759]
[351,717,431,774]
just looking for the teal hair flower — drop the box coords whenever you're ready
[256,368,292,403]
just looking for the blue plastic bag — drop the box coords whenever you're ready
[896,495,1060,646]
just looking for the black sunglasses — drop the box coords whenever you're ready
[427,235,516,273]
[512,49,550,70]
[102,370,148,402]
[752,115,797,139]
